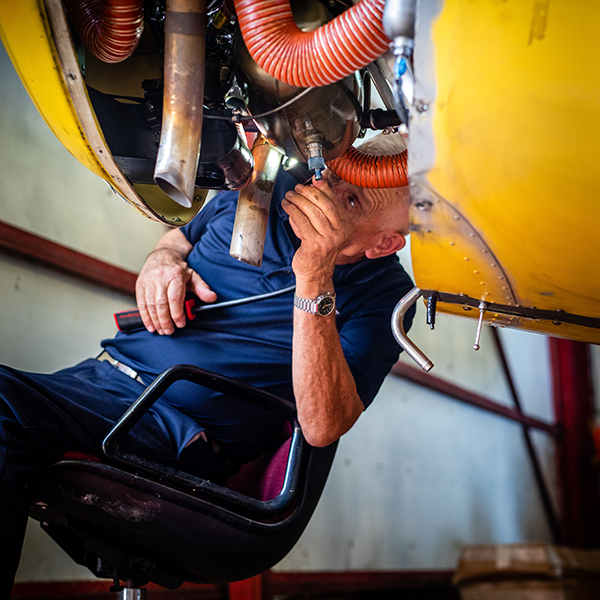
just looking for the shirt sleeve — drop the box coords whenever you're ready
[180,191,237,245]
[338,271,415,409]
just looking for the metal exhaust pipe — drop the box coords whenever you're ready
[229,135,283,267]
[154,0,207,208]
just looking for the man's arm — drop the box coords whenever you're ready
[292,284,365,447]
[282,179,365,448]
[136,228,217,335]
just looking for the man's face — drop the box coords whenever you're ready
[321,172,409,264]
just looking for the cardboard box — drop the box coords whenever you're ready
[454,543,600,600]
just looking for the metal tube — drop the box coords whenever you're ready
[473,301,487,350]
[229,136,283,267]
[391,287,434,372]
[118,587,145,600]
[154,0,207,208]
[382,0,416,51]
[383,0,416,125]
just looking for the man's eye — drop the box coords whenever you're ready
[347,195,357,208]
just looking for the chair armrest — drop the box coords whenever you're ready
[102,363,296,455]
[100,364,303,518]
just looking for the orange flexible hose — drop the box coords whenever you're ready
[233,0,390,88]
[327,147,408,188]
[63,0,144,63]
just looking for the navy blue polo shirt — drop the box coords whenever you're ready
[103,169,414,460]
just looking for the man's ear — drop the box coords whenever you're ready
[365,231,406,259]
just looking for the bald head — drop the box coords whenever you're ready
[315,169,409,265]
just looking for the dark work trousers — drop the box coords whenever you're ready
[0,358,229,599]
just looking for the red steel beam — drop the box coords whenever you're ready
[0,220,137,297]
[549,338,600,547]
[229,575,265,600]
[266,570,455,594]
[391,361,562,438]
[11,571,455,599]
[10,580,224,599]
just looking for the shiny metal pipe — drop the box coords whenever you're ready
[217,123,254,191]
[391,287,434,372]
[154,0,207,208]
[118,587,145,600]
[383,0,417,51]
[229,136,283,267]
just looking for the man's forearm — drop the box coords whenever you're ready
[292,279,364,447]
[151,228,194,260]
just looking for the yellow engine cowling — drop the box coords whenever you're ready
[0,0,206,226]
[408,0,600,344]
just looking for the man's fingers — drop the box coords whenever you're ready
[167,277,187,330]
[286,184,344,232]
[299,179,343,210]
[134,245,203,335]
[153,284,177,335]
[139,284,167,334]
[188,270,217,304]
[307,177,340,202]
[284,191,331,235]
[281,198,319,240]
[136,283,156,333]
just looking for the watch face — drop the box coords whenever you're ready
[317,296,335,316]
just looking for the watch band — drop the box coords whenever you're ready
[294,292,336,316]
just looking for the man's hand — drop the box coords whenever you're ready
[282,177,353,288]
[135,229,217,335]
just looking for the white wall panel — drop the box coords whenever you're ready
[0,254,133,582]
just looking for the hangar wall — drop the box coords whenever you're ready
[275,251,557,571]
[0,43,562,583]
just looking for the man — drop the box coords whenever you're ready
[0,134,414,595]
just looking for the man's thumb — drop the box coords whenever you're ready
[189,270,217,303]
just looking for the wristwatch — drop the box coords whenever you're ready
[294,292,336,316]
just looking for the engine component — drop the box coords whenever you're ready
[383,0,416,56]
[154,0,207,208]
[233,0,389,88]
[360,108,402,131]
[304,128,326,181]
[87,87,252,194]
[327,144,408,189]
[382,0,416,125]
[229,135,283,267]
[62,0,144,63]
[233,0,362,172]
